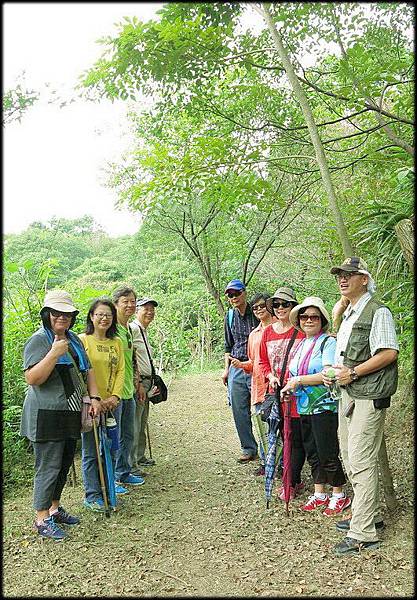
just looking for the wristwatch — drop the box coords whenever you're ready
[349,368,359,381]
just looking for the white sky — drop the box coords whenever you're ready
[3,2,162,237]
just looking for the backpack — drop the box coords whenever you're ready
[227,308,234,329]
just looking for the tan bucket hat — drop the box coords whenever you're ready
[270,286,298,303]
[289,296,330,331]
[42,290,79,314]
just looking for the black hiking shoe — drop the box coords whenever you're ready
[336,518,384,532]
[333,536,380,556]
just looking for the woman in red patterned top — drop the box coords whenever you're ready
[259,286,306,500]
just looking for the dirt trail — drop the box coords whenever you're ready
[3,371,414,597]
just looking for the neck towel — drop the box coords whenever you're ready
[43,327,90,372]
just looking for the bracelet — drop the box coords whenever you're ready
[90,396,101,401]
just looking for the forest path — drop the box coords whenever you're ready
[3,371,414,597]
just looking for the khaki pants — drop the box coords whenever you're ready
[338,389,386,542]
[130,377,152,468]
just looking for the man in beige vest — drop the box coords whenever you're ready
[324,257,399,556]
[130,298,158,472]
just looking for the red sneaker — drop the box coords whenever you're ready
[301,494,329,511]
[323,495,351,517]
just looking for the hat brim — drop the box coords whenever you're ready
[330,265,360,275]
[289,300,330,331]
[270,294,297,303]
[137,300,158,307]
[41,304,79,315]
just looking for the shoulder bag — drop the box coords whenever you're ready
[139,327,168,405]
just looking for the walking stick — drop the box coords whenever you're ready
[70,460,77,487]
[146,421,153,460]
[92,417,111,518]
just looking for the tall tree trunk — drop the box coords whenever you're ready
[256,3,398,510]
[255,3,354,257]
[395,217,414,274]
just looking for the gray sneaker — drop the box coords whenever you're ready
[33,516,66,541]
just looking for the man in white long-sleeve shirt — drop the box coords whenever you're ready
[130,297,158,471]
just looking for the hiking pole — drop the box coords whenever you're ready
[146,421,153,460]
[70,460,77,487]
[92,417,111,518]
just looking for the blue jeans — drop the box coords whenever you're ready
[228,366,257,457]
[114,398,136,482]
[81,428,108,503]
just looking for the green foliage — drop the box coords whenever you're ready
[2,78,39,126]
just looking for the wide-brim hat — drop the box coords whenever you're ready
[136,297,158,308]
[41,290,79,315]
[289,296,330,331]
[271,286,297,303]
[330,256,369,275]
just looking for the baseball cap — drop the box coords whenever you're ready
[225,279,246,293]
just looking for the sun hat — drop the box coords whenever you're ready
[289,296,330,332]
[41,290,79,314]
[225,279,246,293]
[136,297,158,308]
[270,286,298,303]
[330,256,369,275]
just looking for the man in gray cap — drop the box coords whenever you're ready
[324,257,399,556]
[130,297,159,471]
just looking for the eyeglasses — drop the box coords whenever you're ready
[299,314,321,322]
[226,290,243,298]
[335,271,360,281]
[94,312,113,320]
[50,309,73,319]
[272,300,291,309]
[252,303,267,312]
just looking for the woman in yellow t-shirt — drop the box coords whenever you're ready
[79,298,125,512]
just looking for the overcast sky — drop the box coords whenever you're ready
[3,2,162,237]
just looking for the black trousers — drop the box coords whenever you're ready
[300,412,346,487]
[281,417,305,487]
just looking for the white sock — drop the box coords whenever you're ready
[315,492,327,500]
[332,492,344,499]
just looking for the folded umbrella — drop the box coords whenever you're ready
[264,400,283,508]
[99,415,117,514]
[92,417,111,518]
[282,398,293,516]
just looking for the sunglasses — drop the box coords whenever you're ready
[126,331,132,349]
[335,272,360,281]
[226,290,243,298]
[50,308,73,319]
[299,314,321,322]
[252,302,267,312]
[272,300,292,309]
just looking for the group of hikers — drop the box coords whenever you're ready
[20,255,399,557]
[21,286,159,541]
[222,256,399,557]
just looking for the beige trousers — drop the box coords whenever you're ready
[338,388,386,542]
[130,377,152,468]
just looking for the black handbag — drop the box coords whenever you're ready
[259,387,280,422]
[260,328,298,422]
[139,327,168,405]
